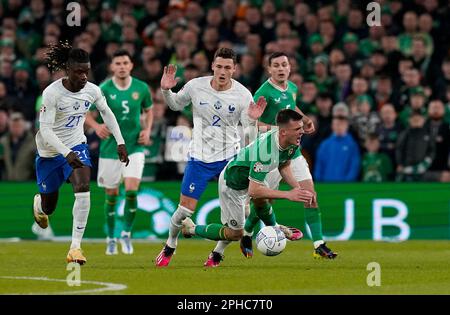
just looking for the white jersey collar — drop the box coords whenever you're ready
[268,78,288,92]
[112,76,133,91]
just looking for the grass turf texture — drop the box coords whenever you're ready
[1,240,449,294]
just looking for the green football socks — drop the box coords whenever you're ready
[305,207,323,241]
[123,190,138,233]
[194,224,226,240]
[104,194,117,238]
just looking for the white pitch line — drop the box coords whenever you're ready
[0,276,127,295]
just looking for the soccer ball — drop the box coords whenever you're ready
[256,226,287,256]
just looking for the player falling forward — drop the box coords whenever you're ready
[155,47,267,267]
[86,49,153,255]
[241,52,337,259]
[181,109,314,266]
[33,41,129,265]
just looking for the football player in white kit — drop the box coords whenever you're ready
[32,42,129,265]
[155,48,267,267]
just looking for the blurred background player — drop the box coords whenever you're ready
[86,49,153,255]
[155,47,267,267]
[181,109,314,266]
[33,42,128,265]
[241,52,338,259]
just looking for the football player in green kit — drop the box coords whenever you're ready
[241,52,338,259]
[86,49,153,255]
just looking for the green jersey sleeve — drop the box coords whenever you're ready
[142,85,153,110]
[248,161,270,184]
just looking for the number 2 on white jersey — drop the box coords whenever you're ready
[212,115,221,127]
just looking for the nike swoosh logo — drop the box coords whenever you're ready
[199,102,208,105]
[58,106,70,111]
[76,226,85,230]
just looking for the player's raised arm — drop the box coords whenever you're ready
[241,95,267,144]
[160,64,191,111]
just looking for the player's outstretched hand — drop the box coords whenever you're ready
[66,151,84,169]
[247,96,267,121]
[303,116,315,134]
[95,124,111,139]
[161,64,180,90]
[117,144,130,166]
[286,187,314,203]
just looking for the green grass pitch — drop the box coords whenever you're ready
[1,240,450,295]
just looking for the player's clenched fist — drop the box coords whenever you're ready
[117,144,130,166]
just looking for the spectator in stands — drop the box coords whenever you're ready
[0,108,9,138]
[0,112,36,181]
[396,111,435,182]
[377,103,403,168]
[361,133,393,182]
[423,100,450,182]
[8,59,38,123]
[351,94,380,149]
[314,103,360,182]
[399,86,428,128]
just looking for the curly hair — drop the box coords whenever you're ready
[45,40,90,72]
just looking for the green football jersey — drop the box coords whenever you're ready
[255,79,301,158]
[255,79,298,125]
[93,77,153,158]
[224,129,298,190]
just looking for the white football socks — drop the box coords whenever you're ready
[213,240,231,255]
[70,192,90,250]
[167,204,194,248]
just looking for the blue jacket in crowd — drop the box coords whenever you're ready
[314,133,361,182]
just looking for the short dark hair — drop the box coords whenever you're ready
[268,52,289,66]
[276,109,303,126]
[366,133,379,141]
[213,47,237,64]
[112,49,132,60]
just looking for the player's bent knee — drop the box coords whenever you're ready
[253,198,270,208]
[74,183,90,193]
[226,228,243,241]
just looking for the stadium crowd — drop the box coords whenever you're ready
[0,0,449,182]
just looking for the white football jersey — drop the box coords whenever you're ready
[174,76,254,162]
[36,79,108,157]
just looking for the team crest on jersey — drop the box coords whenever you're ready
[253,162,263,173]
[132,92,139,100]
[228,104,236,113]
[189,183,196,193]
[73,102,80,111]
[292,93,297,102]
[214,100,222,110]
[84,101,91,109]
